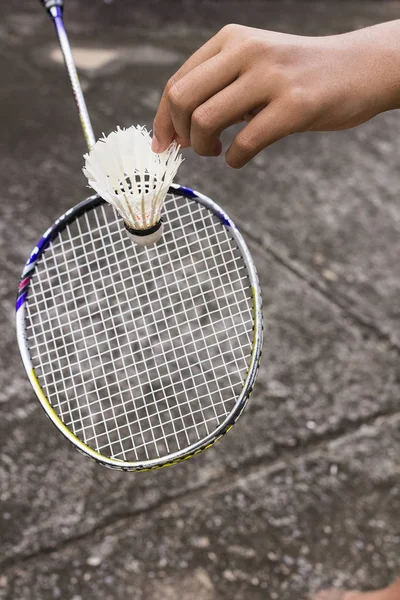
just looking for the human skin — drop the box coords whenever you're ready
[152,20,400,168]
[312,578,400,600]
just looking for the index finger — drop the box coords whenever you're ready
[152,33,223,152]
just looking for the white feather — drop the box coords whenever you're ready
[83,125,183,231]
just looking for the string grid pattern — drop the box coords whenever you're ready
[25,193,254,462]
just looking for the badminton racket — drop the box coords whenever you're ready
[16,0,263,471]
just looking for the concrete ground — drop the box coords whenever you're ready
[1,0,400,598]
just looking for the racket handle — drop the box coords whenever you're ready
[40,0,64,15]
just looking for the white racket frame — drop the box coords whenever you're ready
[16,184,263,471]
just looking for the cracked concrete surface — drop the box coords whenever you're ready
[0,1,400,599]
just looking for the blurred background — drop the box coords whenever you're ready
[1,1,400,598]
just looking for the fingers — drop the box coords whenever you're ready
[172,133,191,148]
[225,102,295,168]
[152,34,223,152]
[189,76,267,156]
[153,26,298,164]
[168,51,239,142]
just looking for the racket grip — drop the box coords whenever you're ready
[40,0,64,14]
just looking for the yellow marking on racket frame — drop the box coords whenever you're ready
[30,369,124,465]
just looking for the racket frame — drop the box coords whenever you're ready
[16,184,263,471]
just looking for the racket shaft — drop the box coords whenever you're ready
[50,6,96,149]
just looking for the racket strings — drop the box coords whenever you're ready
[34,321,252,398]
[26,193,254,462]
[32,299,251,367]
[34,208,232,276]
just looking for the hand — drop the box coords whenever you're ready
[152,21,400,167]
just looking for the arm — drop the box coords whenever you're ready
[152,21,400,168]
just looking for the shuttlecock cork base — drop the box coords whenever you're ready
[124,219,164,246]
[83,125,183,246]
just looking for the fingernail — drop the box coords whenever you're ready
[152,135,162,153]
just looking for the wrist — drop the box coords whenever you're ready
[347,21,400,113]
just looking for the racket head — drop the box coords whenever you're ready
[16,185,263,471]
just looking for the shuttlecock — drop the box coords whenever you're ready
[83,125,183,246]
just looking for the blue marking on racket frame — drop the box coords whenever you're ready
[177,185,198,199]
